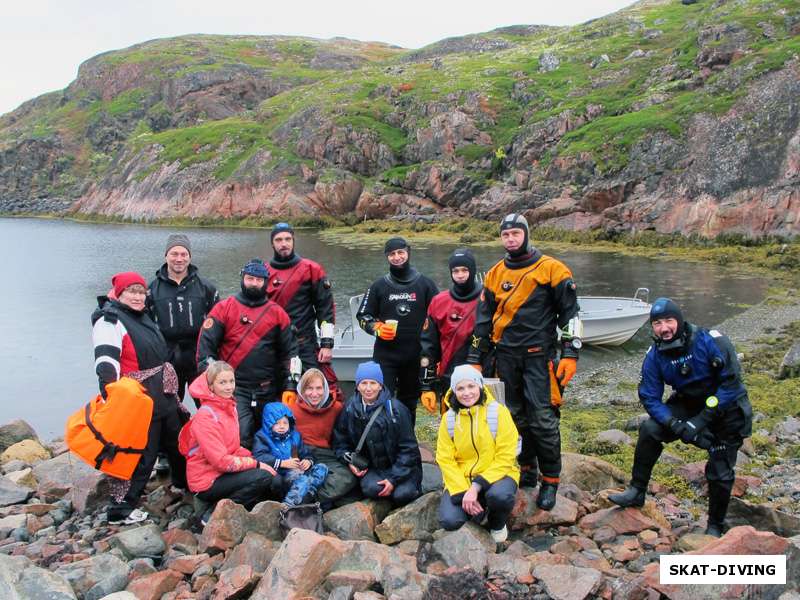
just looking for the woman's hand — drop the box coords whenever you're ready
[377,479,395,497]
[462,484,483,516]
[258,462,278,476]
[348,464,367,478]
[280,458,301,470]
[299,459,312,471]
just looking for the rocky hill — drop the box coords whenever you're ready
[1,0,799,237]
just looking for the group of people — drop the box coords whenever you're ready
[87,214,752,541]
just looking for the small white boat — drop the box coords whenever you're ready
[331,289,651,381]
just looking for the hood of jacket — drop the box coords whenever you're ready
[262,402,296,439]
[297,371,334,412]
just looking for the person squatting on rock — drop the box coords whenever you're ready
[267,223,341,400]
[252,403,329,506]
[609,298,753,537]
[92,271,187,524]
[333,361,423,506]
[179,362,282,524]
[436,365,520,543]
[284,368,359,506]
[357,237,438,425]
[147,233,219,406]
[468,213,582,511]
[419,248,491,415]
[196,258,300,449]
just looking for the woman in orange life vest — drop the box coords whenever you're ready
[91,271,187,525]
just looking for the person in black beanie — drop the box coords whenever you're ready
[357,237,438,425]
[467,213,581,511]
[419,248,490,414]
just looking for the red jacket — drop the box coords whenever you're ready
[178,375,258,493]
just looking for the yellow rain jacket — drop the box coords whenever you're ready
[436,386,520,496]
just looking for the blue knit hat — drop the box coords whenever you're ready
[355,361,384,386]
[241,258,269,279]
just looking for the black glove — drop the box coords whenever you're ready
[692,429,717,450]
[668,417,692,442]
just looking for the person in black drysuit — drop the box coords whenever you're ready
[609,298,753,537]
[148,233,219,407]
[356,238,438,425]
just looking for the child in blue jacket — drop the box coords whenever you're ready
[253,403,329,505]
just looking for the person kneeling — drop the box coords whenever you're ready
[253,404,329,506]
[179,362,283,525]
[333,361,422,506]
[436,366,520,543]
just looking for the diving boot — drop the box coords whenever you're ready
[706,480,733,538]
[608,485,646,508]
[518,467,539,489]
[705,521,726,537]
[536,483,558,511]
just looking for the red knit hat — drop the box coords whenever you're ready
[112,272,147,297]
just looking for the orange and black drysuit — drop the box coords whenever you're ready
[467,248,579,483]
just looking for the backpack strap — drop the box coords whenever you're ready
[486,402,499,439]
[445,409,457,439]
[198,404,219,422]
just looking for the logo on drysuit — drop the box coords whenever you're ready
[501,281,514,292]
[396,303,412,316]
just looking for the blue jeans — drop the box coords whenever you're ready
[283,463,329,506]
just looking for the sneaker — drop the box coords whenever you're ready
[490,525,508,543]
[108,508,149,525]
[154,456,170,475]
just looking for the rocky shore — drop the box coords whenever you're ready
[0,296,798,599]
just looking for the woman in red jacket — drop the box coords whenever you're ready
[179,361,282,522]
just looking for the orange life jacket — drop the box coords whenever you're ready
[65,378,154,480]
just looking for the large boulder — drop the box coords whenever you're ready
[0,420,38,453]
[32,452,110,512]
[374,491,440,544]
[110,523,167,558]
[198,499,283,554]
[560,453,627,492]
[213,565,261,600]
[0,554,76,600]
[579,506,661,535]
[431,522,496,575]
[221,532,278,572]
[250,528,347,599]
[324,500,390,541]
[0,476,33,507]
[0,439,50,465]
[55,553,130,600]
[125,569,183,600]
[727,497,800,537]
[532,564,604,600]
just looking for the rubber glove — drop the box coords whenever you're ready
[420,391,438,414]
[373,322,397,341]
[469,363,483,373]
[281,390,297,405]
[556,357,577,386]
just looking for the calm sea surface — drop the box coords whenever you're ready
[0,218,769,438]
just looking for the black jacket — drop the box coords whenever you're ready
[147,264,218,344]
[332,390,422,486]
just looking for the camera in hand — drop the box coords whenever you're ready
[343,452,369,471]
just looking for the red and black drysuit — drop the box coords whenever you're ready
[196,292,298,448]
[357,266,438,424]
[91,296,187,517]
[267,253,340,398]
[468,248,579,484]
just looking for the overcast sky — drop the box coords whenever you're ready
[1,0,635,116]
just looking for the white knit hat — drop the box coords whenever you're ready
[450,364,484,393]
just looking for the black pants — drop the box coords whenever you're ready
[197,468,284,510]
[439,476,518,531]
[114,388,187,515]
[496,348,561,480]
[376,355,421,426]
[359,469,421,507]
[169,341,200,407]
[631,395,751,524]
[235,386,278,450]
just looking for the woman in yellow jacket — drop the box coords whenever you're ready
[436,365,520,543]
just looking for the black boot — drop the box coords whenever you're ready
[608,485,646,508]
[536,483,558,510]
[519,469,539,487]
[705,480,733,538]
